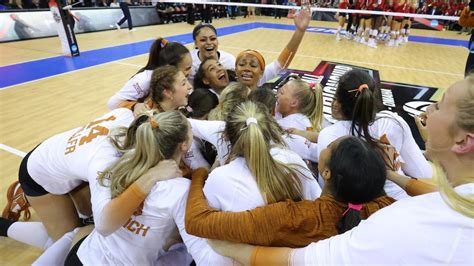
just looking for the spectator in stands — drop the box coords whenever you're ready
[202,3,213,23]
[115,0,135,31]
[274,0,284,18]
[459,0,474,76]
[156,2,172,23]
[187,3,195,25]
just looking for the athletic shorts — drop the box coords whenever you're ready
[18,145,49,197]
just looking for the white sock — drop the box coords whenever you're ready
[7,221,52,249]
[32,228,78,266]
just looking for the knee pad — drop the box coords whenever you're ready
[400,29,406,35]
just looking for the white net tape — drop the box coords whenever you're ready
[159,0,461,21]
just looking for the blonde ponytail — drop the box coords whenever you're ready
[225,101,304,203]
[99,111,189,198]
[292,80,324,132]
[435,162,474,218]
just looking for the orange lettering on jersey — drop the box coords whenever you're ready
[135,224,150,237]
[78,125,109,145]
[127,220,140,233]
[64,116,117,155]
[123,218,150,237]
[85,115,116,129]
[123,218,132,228]
[64,145,76,155]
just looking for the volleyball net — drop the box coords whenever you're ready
[158,0,461,21]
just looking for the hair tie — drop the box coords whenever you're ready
[308,82,316,90]
[348,84,369,98]
[161,38,169,48]
[150,117,159,129]
[186,106,193,113]
[246,117,258,126]
[342,203,363,216]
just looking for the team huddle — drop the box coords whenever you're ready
[1,3,473,265]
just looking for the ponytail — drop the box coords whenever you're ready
[225,101,304,203]
[99,111,189,198]
[293,80,324,132]
[336,203,363,234]
[336,70,382,147]
[137,38,189,75]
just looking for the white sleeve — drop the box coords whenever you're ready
[283,134,319,162]
[316,126,338,160]
[107,72,151,109]
[397,118,433,179]
[257,61,283,87]
[188,119,225,147]
[86,153,117,235]
[171,184,236,266]
[383,114,433,179]
[299,208,403,265]
[219,50,236,71]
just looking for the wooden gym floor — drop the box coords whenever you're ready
[0,15,468,264]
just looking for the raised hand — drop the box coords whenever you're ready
[294,0,312,31]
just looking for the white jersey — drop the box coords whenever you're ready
[107,70,153,109]
[182,137,211,170]
[190,49,236,83]
[79,175,235,265]
[277,113,312,131]
[203,147,321,212]
[189,118,320,164]
[258,60,283,87]
[283,134,318,162]
[27,108,135,194]
[294,183,474,265]
[188,119,229,166]
[317,111,433,200]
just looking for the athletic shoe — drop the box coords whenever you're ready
[403,36,409,43]
[387,39,395,46]
[360,38,368,45]
[368,39,378,48]
[2,181,31,221]
[129,28,137,32]
[115,23,121,30]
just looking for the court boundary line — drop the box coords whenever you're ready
[0,37,158,68]
[0,22,465,90]
[0,144,26,158]
[0,54,149,91]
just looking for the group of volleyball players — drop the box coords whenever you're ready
[335,0,418,47]
[0,1,473,264]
